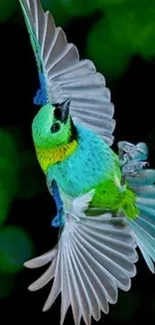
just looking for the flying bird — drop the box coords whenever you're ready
[19,1,155,324]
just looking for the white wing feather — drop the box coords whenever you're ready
[19,0,116,146]
[25,191,138,325]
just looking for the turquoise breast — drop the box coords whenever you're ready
[47,125,117,198]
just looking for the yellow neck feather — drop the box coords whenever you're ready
[35,140,78,173]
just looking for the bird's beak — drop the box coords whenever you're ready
[60,99,70,123]
[54,99,70,124]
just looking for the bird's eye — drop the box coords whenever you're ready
[50,122,61,133]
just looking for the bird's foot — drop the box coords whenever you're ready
[118,141,149,178]
[51,211,65,228]
[122,160,149,177]
[118,141,148,163]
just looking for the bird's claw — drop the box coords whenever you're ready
[51,210,65,228]
[118,141,148,162]
[118,141,149,178]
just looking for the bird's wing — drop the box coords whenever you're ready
[19,0,116,146]
[24,190,138,325]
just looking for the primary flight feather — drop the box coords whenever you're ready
[19,1,155,324]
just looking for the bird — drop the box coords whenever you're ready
[19,1,155,324]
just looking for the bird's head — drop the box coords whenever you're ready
[32,99,76,149]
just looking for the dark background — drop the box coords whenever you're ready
[0,0,155,324]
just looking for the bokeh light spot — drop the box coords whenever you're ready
[0,129,17,162]
[0,226,34,274]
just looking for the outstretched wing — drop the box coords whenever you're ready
[24,191,138,325]
[19,0,116,146]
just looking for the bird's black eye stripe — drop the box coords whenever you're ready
[50,122,61,133]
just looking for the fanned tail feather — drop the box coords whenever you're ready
[24,191,138,325]
[126,169,155,273]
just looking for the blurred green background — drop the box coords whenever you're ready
[0,0,155,324]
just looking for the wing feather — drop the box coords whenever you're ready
[24,191,138,325]
[19,0,116,146]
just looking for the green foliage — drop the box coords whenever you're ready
[0,226,34,274]
[0,273,14,298]
[87,2,155,79]
[42,0,71,25]
[0,130,19,225]
[98,0,127,7]
[0,0,17,22]
[0,129,37,290]
[98,0,155,9]
[60,0,99,16]
[0,126,46,225]
[8,127,46,200]
[102,4,155,59]
[0,186,10,225]
[17,150,46,200]
[87,18,132,79]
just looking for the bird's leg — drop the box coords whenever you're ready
[46,178,64,228]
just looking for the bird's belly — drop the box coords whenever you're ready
[58,173,123,212]
[51,156,121,209]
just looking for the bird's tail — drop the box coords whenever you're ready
[125,169,155,273]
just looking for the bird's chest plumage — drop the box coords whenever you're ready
[47,127,119,198]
